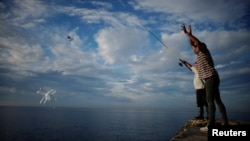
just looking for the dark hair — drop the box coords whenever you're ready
[198,42,210,55]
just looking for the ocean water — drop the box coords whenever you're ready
[0,106,249,141]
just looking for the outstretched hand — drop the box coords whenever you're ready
[181,24,187,34]
[181,24,192,35]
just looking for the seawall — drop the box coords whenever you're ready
[170,119,250,141]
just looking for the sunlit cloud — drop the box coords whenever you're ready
[0,0,249,111]
[95,27,148,64]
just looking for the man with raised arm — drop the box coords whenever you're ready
[181,24,229,132]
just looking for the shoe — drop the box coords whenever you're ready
[200,126,208,132]
[193,115,204,120]
[222,121,229,125]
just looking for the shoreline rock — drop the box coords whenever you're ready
[170,119,250,141]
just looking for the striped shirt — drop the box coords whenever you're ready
[196,43,218,79]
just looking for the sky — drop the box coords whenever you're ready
[0,0,250,112]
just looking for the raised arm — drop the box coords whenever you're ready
[181,24,202,50]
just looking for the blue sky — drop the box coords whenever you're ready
[0,0,250,112]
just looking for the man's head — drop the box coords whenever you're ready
[192,44,200,54]
[192,42,207,54]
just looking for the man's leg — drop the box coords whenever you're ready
[201,88,209,118]
[214,75,229,125]
[195,89,204,119]
[205,77,216,125]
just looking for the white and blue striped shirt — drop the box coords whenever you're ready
[196,43,218,79]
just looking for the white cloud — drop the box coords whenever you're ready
[90,1,113,9]
[0,0,249,109]
[131,0,248,24]
[0,36,44,70]
[48,32,100,75]
[3,0,48,28]
[55,5,142,28]
[95,27,148,64]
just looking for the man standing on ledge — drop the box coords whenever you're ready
[181,24,229,132]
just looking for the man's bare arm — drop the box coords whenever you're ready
[180,59,192,71]
[181,24,201,49]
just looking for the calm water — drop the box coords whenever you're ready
[0,106,249,141]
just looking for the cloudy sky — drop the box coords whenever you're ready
[0,0,249,112]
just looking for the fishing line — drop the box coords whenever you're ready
[116,0,183,66]
[139,23,183,66]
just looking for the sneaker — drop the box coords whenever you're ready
[200,126,208,132]
[222,121,229,125]
[193,115,204,120]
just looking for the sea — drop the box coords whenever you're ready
[0,106,250,141]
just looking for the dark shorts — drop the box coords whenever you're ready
[196,88,207,107]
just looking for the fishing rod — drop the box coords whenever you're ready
[117,0,183,66]
[140,24,183,67]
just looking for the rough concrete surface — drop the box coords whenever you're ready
[170,119,250,141]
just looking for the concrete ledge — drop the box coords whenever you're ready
[170,119,250,141]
